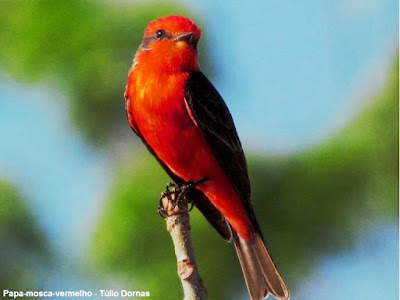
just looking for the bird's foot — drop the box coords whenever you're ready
[158,182,179,218]
[157,178,207,217]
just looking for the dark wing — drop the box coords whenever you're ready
[184,71,252,217]
[125,94,232,241]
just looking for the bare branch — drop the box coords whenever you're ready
[159,186,208,300]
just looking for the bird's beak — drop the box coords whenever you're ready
[174,32,198,50]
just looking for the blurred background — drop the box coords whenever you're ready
[0,1,398,299]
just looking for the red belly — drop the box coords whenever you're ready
[129,74,253,241]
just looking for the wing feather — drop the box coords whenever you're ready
[184,71,251,205]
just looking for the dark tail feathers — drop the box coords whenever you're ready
[232,231,290,300]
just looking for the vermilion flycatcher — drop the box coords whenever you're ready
[124,16,289,300]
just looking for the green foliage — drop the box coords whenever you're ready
[92,61,398,298]
[92,155,237,299]
[0,180,49,290]
[249,60,399,280]
[91,156,182,298]
[0,0,194,145]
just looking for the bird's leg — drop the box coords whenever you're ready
[158,178,207,217]
[179,178,207,212]
[176,177,208,195]
[175,177,208,207]
[175,177,208,213]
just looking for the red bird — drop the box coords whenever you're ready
[124,15,289,300]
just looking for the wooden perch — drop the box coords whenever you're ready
[158,185,208,300]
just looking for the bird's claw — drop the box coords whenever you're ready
[187,199,195,212]
[158,182,179,217]
[158,178,207,217]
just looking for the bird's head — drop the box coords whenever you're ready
[133,16,202,73]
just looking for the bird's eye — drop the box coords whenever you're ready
[155,29,166,39]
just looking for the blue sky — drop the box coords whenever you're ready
[296,223,398,300]
[0,80,109,255]
[0,0,398,298]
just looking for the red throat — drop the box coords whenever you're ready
[134,45,200,75]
